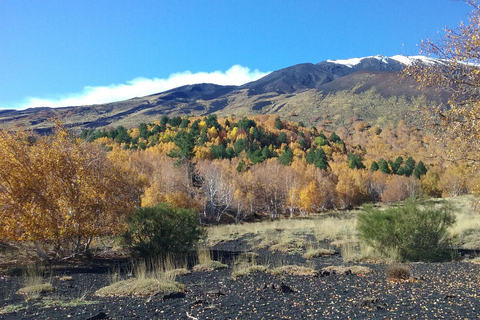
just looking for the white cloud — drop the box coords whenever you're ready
[13,65,269,110]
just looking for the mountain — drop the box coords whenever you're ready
[0,55,450,133]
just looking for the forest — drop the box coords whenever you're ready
[0,112,476,259]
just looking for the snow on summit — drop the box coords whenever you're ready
[327,55,443,67]
[326,57,364,67]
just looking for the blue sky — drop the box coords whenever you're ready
[0,0,473,109]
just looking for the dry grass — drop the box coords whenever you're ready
[447,195,480,249]
[166,268,189,277]
[386,264,411,280]
[193,261,228,272]
[467,257,480,264]
[303,248,336,259]
[270,265,317,276]
[234,252,260,265]
[232,252,268,278]
[313,216,357,242]
[0,304,29,315]
[37,296,98,308]
[232,265,270,278]
[16,264,53,299]
[207,215,355,249]
[58,275,73,282]
[16,283,54,297]
[192,248,228,272]
[95,278,184,297]
[323,265,372,276]
[268,235,305,254]
[95,257,186,297]
[336,239,400,264]
[302,241,337,259]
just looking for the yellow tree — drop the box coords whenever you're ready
[298,181,318,214]
[405,1,480,161]
[0,127,145,259]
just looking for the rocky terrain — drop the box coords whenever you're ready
[1,238,480,319]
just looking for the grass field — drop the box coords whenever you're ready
[207,195,480,262]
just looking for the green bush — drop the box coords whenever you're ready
[357,200,456,262]
[122,204,205,259]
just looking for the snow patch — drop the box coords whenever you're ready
[327,55,393,67]
[327,54,446,68]
[390,55,443,66]
[326,57,363,68]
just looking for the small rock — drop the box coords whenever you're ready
[84,312,108,320]
[163,292,186,300]
[280,283,295,294]
[206,289,225,296]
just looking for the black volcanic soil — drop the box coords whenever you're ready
[1,240,480,319]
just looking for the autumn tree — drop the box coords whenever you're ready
[197,160,236,223]
[0,127,144,260]
[405,1,480,161]
[381,175,421,203]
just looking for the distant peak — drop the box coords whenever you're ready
[326,55,444,68]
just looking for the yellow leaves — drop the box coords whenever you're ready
[211,136,222,146]
[207,126,218,139]
[227,126,238,141]
[0,126,144,257]
[236,132,247,142]
[299,181,318,214]
[194,145,213,160]
[129,128,140,139]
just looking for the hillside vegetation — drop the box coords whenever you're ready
[82,114,474,221]
[0,114,476,259]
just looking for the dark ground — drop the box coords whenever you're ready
[1,239,480,319]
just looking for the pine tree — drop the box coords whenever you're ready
[330,132,341,143]
[305,147,316,164]
[225,147,235,159]
[278,132,287,144]
[180,117,190,129]
[391,156,404,174]
[314,148,328,170]
[139,123,149,140]
[348,153,366,170]
[278,146,294,166]
[378,158,391,174]
[275,117,283,130]
[234,139,247,155]
[414,161,428,179]
[404,157,415,177]
[370,161,379,172]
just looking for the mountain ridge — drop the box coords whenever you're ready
[0,55,449,133]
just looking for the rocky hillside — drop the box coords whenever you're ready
[0,55,450,133]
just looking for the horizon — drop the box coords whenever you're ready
[0,1,473,110]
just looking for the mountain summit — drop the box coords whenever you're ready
[0,55,449,133]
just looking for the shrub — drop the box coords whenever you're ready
[386,264,411,280]
[357,200,456,262]
[122,204,205,259]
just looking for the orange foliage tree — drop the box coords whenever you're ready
[0,127,144,259]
